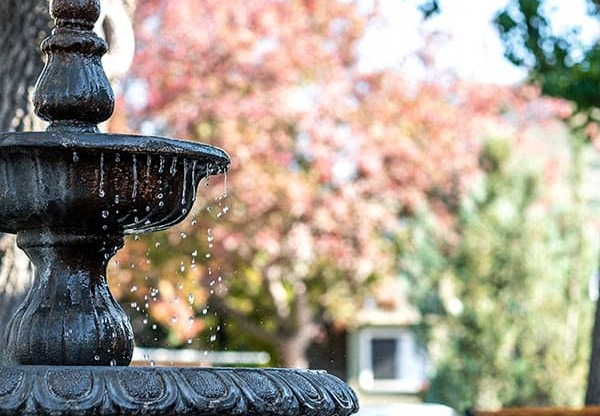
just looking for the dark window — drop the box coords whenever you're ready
[371,338,398,380]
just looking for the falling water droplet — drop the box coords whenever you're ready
[187,294,194,304]
[155,242,161,248]
[101,210,109,219]
[130,285,138,293]
[171,316,178,324]
[180,232,187,239]
[114,194,120,204]
[94,355,100,361]
[110,359,117,366]
[210,334,217,342]
[72,151,79,162]
[191,219,197,226]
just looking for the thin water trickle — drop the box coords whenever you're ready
[145,154,152,179]
[181,159,187,206]
[169,157,177,176]
[99,153,105,197]
[158,156,165,174]
[132,155,138,199]
[191,160,197,201]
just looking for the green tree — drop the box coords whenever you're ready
[495,0,600,403]
[401,137,594,410]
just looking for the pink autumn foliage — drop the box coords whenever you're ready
[112,0,572,355]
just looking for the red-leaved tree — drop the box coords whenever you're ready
[110,0,545,367]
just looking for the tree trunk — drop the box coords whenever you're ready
[279,336,311,369]
[0,0,135,363]
[0,1,50,360]
[586,281,600,404]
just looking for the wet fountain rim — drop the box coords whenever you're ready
[0,364,359,416]
[0,131,230,166]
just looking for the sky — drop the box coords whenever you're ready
[358,0,600,85]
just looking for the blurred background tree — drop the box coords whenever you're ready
[0,0,135,363]
[494,0,600,403]
[110,4,598,410]
[112,0,496,368]
[402,134,594,410]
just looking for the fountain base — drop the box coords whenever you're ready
[0,365,358,415]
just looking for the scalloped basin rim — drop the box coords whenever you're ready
[0,131,231,166]
[0,365,360,416]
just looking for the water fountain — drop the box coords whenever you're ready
[0,1,359,414]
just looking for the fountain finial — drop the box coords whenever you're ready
[51,0,101,29]
[33,0,114,132]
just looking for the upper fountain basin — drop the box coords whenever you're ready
[0,131,230,235]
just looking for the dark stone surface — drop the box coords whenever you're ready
[0,0,359,414]
[0,366,359,415]
[0,132,229,366]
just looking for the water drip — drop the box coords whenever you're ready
[131,155,138,199]
[145,154,151,179]
[181,159,187,206]
[158,156,165,174]
[169,157,177,175]
[99,153,105,197]
[191,160,197,201]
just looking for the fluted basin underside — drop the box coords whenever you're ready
[0,131,229,235]
[0,366,359,416]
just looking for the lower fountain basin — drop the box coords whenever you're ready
[0,131,229,235]
[0,366,358,416]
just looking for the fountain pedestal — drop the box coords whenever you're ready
[0,0,359,415]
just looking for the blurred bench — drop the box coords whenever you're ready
[131,347,271,367]
[473,407,600,416]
